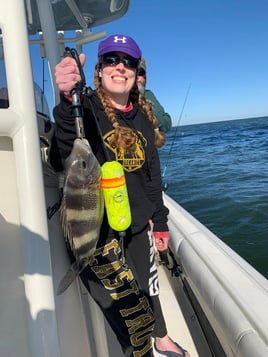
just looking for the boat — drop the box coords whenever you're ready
[0,1,267,356]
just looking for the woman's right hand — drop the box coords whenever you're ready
[55,53,86,95]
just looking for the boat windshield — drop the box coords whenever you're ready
[0,41,50,118]
[33,82,50,118]
[0,45,8,108]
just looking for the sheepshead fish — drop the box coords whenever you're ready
[57,138,104,295]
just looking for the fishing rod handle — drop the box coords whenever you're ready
[71,90,85,139]
[63,47,85,139]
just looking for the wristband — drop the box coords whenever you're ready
[153,231,169,239]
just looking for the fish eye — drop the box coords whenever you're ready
[82,160,87,169]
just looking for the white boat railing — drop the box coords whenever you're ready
[0,2,98,356]
[164,193,268,356]
[0,2,62,356]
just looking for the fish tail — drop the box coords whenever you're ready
[56,259,88,295]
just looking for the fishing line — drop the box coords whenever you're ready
[162,83,191,190]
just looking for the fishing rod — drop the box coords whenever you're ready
[64,47,112,161]
[64,47,87,139]
[162,83,191,190]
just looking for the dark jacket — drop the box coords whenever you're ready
[145,89,172,133]
[50,91,169,234]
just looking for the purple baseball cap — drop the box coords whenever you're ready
[98,34,142,59]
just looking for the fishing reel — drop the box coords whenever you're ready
[159,248,182,277]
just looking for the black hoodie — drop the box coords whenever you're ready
[50,91,169,234]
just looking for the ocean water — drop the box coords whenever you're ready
[158,116,268,279]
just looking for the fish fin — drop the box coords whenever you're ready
[59,196,70,239]
[56,260,88,295]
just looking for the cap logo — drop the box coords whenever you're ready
[113,36,127,44]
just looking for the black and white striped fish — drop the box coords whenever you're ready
[57,138,104,295]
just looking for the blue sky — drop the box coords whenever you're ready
[32,0,268,126]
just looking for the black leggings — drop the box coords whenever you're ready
[80,225,156,357]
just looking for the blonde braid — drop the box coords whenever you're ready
[94,67,118,127]
[94,63,165,149]
[134,85,166,148]
[94,65,135,150]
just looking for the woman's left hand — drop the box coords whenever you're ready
[153,231,169,252]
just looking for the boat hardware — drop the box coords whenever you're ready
[159,247,182,277]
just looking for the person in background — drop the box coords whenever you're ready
[137,58,172,134]
[51,34,189,357]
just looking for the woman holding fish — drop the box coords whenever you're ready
[51,34,190,357]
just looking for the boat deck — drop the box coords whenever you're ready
[154,264,211,357]
[103,262,212,357]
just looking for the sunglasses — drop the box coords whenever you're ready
[100,54,140,69]
[137,68,146,77]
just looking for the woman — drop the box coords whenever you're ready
[51,34,189,357]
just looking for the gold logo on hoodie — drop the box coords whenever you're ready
[103,127,146,172]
